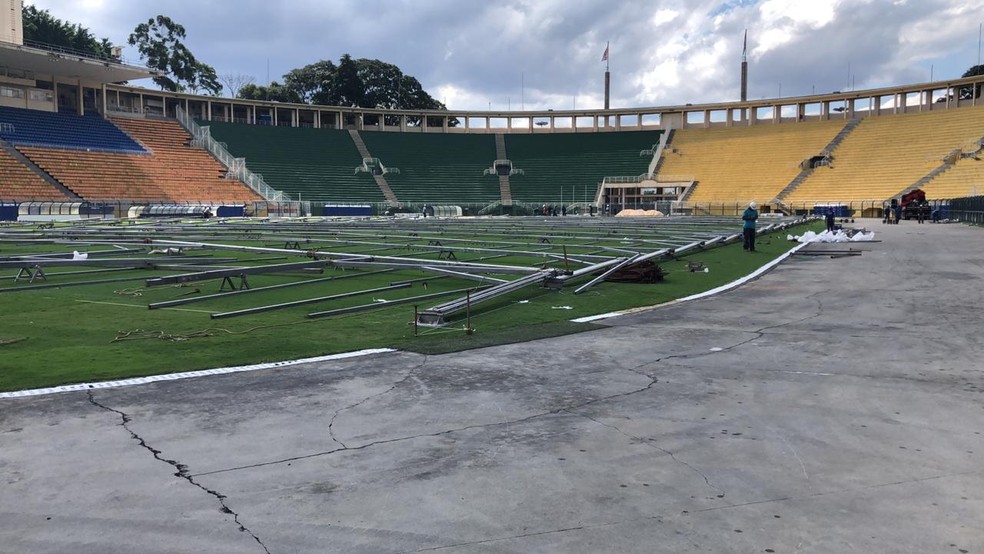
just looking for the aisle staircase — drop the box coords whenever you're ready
[774,118,861,202]
[349,129,398,206]
[494,134,513,205]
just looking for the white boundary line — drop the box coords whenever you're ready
[571,239,814,324]
[2,236,816,400]
[0,348,395,399]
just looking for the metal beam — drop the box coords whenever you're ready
[145,260,332,287]
[210,283,412,319]
[146,269,395,310]
[307,286,488,319]
[417,270,555,326]
[573,254,640,295]
[418,267,508,285]
[0,257,235,269]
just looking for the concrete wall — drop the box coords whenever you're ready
[1,0,23,45]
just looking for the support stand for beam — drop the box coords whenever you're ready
[220,273,250,291]
[14,265,47,283]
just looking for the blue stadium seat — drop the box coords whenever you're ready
[0,106,146,154]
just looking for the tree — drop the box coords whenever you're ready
[219,73,255,98]
[282,61,336,104]
[234,54,456,126]
[22,5,115,59]
[128,16,221,95]
[237,82,302,104]
[278,55,447,111]
[331,54,366,107]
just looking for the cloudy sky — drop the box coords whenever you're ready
[26,0,984,111]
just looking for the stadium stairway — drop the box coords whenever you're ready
[784,105,984,205]
[201,121,385,204]
[657,120,844,205]
[773,118,860,204]
[13,117,261,203]
[0,140,77,201]
[901,136,984,200]
[357,130,500,206]
[348,129,398,205]
[494,134,513,205]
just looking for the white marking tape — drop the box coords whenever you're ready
[0,348,396,399]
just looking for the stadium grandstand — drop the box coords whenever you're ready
[2,1,984,221]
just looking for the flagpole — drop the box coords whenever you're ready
[603,41,611,111]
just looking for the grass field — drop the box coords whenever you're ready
[0,216,820,391]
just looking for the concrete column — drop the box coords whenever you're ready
[77,79,83,115]
[101,83,107,114]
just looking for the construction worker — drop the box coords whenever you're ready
[742,201,758,252]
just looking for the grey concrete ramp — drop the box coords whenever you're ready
[1,221,982,553]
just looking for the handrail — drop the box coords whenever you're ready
[21,39,130,64]
[174,106,289,201]
[602,174,694,184]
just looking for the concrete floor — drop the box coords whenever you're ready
[1,220,982,553]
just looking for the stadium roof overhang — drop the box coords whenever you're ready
[0,41,154,85]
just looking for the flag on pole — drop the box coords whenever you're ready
[601,43,609,62]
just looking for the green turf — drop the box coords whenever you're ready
[0,220,821,391]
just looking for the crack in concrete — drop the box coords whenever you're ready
[86,391,270,554]
[328,356,429,449]
[194,371,661,478]
[647,295,826,365]
[569,409,726,498]
[408,522,603,552]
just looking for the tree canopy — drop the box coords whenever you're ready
[237,82,302,104]
[22,5,115,59]
[128,16,221,95]
[244,55,452,124]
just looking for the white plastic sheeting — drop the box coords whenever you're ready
[788,229,875,243]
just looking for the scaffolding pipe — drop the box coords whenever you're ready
[210,283,412,319]
[147,269,394,310]
[573,254,641,295]
[420,266,508,284]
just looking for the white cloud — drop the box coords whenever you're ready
[22,0,984,111]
